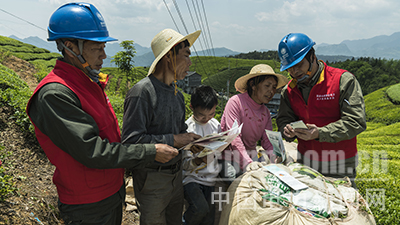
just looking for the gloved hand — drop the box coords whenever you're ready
[245,161,268,172]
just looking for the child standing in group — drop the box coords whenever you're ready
[182,85,221,225]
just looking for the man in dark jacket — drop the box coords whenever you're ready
[122,28,202,225]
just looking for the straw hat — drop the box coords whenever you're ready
[147,28,201,76]
[234,64,289,93]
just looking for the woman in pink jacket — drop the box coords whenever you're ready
[220,64,288,181]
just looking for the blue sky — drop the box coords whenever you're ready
[1,0,400,53]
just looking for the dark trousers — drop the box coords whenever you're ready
[183,182,215,225]
[133,167,184,225]
[58,184,125,225]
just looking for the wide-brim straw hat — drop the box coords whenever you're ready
[147,29,201,76]
[235,64,289,93]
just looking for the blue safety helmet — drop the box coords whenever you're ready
[47,2,117,42]
[278,33,315,71]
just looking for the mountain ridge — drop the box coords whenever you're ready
[9,35,241,67]
[9,31,400,67]
[315,31,400,59]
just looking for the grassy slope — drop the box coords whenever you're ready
[356,83,400,225]
[190,56,291,95]
[0,36,60,66]
[189,56,287,81]
[0,35,60,82]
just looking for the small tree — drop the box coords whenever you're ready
[111,40,136,78]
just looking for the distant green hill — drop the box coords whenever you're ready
[203,66,252,94]
[189,56,289,94]
[364,83,400,124]
[0,35,60,81]
[0,36,60,70]
[190,56,283,79]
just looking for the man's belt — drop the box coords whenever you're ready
[148,159,182,173]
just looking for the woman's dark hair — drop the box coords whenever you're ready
[191,85,218,110]
[246,75,278,97]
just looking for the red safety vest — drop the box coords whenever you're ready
[287,61,357,161]
[26,60,124,204]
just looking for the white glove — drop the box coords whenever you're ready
[245,161,268,172]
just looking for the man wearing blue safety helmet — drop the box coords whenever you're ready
[276,33,366,188]
[26,3,178,224]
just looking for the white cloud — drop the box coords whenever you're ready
[4,0,400,52]
[115,0,166,10]
[110,16,154,25]
[39,0,166,15]
[256,0,400,22]
[250,0,400,47]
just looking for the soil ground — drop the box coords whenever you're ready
[0,56,139,224]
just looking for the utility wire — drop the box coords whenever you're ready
[0,21,26,37]
[185,0,198,30]
[171,0,201,59]
[0,8,46,31]
[192,0,219,73]
[162,0,181,33]
[192,0,212,56]
[197,0,219,71]
[201,0,218,68]
[172,0,189,34]
[184,0,207,55]
[170,0,209,76]
[184,0,210,76]
[164,0,217,77]
[195,0,212,57]
[191,1,213,59]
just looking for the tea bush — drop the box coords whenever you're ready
[0,36,25,47]
[356,122,400,225]
[0,145,17,201]
[106,93,124,130]
[0,64,33,131]
[12,52,60,61]
[356,84,400,225]
[364,85,400,124]
[0,45,49,54]
[386,83,400,104]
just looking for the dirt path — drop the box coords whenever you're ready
[1,55,38,91]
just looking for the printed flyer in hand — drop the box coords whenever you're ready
[265,130,287,163]
[180,120,243,157]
